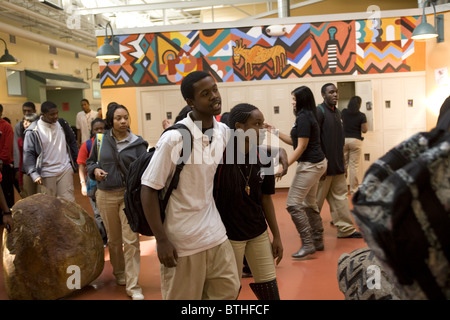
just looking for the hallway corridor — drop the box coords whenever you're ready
[0,176,366,300]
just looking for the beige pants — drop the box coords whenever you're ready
[96,189,142,297]
[160,239,240,300]
[316,174,357,237]
[344,138,362,194]
[38,168,75,202]
[22,173,38,198]
[286,158,327,209]
[229,230,276,283]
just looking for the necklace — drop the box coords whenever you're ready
[237,164,253,195]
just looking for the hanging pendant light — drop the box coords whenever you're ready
[0,38,18,65]
[96,22,120,62]
[411,0,444,42]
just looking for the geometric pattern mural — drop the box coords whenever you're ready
[99,15,426,88]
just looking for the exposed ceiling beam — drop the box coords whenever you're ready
[246,0,324,19]
[75,0,273,15]
[0,21,96,57]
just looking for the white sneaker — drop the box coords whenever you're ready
[131,292,145,300]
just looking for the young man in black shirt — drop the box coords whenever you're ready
[316,83,362,238]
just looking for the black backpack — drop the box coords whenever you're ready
[123,123,192,236]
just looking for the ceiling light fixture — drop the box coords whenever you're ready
[96,22,120,62]
[411,0,444,42]
[0,37,18,65]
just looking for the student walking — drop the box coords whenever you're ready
[13,102,37,198]
[214,103,283,300]
[77,118,107,246]
[22,101,78,202]
[342,96,368,194]
[140,71,240,300]
[76,99,98,147]
[16,113,39,198]
[86,104,148,300]
[316,84,362,238]
[267,86,327,258]
[0,104,14,208]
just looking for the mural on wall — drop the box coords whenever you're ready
[99,15,426,88]
[310,21,356,75]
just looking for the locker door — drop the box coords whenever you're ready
[355,81,374,131]
[404,76,427,138]
[381,78,406,153]
[247,85,269,124]
[219,86,229,114]
[162,88,186,124]
[226,86,248,111]
[355,80,376,182]
[139,91,164,147]
[268,85,295,188]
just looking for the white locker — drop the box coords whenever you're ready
[161,89,187,125]
[139,90,165,147]
[355,80,375,184]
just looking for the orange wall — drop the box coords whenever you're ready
[424,11,450,130]
[100,87,139,134]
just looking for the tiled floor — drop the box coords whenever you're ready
[0,175,366,300]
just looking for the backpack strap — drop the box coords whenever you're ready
[318,104,325,114]
[160,123,193,210]
[317,103,341,126]
[86,138,92,155]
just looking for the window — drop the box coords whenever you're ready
[6,69,26,96]
[92,79,101,99]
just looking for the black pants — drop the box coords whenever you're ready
[1,164,15,208]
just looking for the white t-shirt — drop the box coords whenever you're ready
[141,113,229,257]
[76,110,98,143]
[36,119,72,177]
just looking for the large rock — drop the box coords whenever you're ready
[2,194,104,300]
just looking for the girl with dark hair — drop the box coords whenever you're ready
[86,104,148,300]
[214,103,283,300]
[267,86,327,259]
[77,118,107,245]
[342,96,368,194]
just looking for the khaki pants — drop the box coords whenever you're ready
[38,168,75,202]
[344,138,362,194]
[286,159,327,209]
[229,230,276,283]
[22,173,38,198]
[96,189,142,296]
[160,240,240,300]
[316,174,357,237]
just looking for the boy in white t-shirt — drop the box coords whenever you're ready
[76,99,98,147]
[141,71,240,300]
